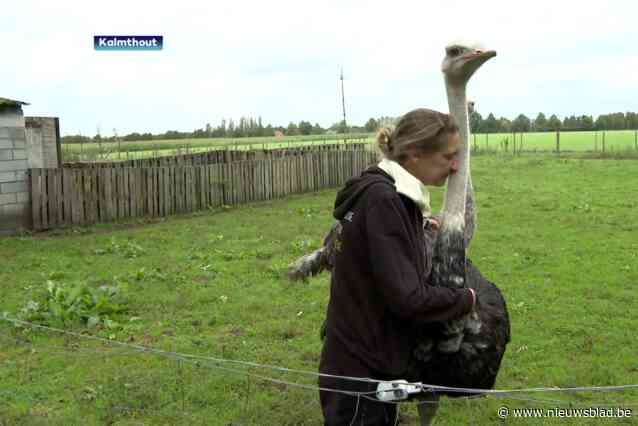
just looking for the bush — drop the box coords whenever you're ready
[17,280,129,329]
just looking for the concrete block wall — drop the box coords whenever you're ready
[0,106,30,235]
[25,117,61,169]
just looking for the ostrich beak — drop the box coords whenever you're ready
[465,49,497,64]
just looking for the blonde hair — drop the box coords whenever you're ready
[376,108,458,163]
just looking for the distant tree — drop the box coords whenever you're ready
[312,123,324,135]
[512,114,531,132]
[533,113,547,131]
[227,119,235,137]
[483,113,499,133]
[580,115,594,130]
[610,112,626,130]
[498,117,512,133]
[298,120,313,135]
[364,118,379,132]
[123,132,143,141]
[329,120,348,134]
[469,111,483,133]
[376,116,397,128]
[287,122,299,136]
[548,114,562,131]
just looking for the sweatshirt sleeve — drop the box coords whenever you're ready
[366,195,473,323]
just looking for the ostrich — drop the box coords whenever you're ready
[289,42,510,424]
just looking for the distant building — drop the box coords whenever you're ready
[0,97,30,235]
[274,130,285,138]
[0,97,61,235]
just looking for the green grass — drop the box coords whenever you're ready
[1,156,638,424]
[472,130,638,153]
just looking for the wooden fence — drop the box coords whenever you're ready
[62,143,367,169]
[30,149,377,230]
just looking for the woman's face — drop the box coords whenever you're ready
[403,132,461,186]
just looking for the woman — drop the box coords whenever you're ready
[319,108,476,425]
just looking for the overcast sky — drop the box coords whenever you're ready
[2,0,636,136]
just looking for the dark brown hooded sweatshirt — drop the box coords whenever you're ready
[320,166,473,378]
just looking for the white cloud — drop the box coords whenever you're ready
[1,0,636,135]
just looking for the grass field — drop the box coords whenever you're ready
[471,130,638,153]
[1,156,637,424]
[60,130,638,162]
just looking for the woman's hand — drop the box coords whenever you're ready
[424,216,441,231]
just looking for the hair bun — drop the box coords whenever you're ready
[376,127,394,155]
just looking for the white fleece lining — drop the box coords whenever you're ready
[377,158,432,217]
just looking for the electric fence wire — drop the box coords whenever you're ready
[2,316,638,406]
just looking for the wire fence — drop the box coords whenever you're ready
[1,317,637,425]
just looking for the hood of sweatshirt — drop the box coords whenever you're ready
[333,166,394,220]
[333,161,432,220]
[377,158,432,217]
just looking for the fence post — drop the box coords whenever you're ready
[635,130,637,151]
[556,130,560,154]
[602,131,606,153]
[594,131,598,152]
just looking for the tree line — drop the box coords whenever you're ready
[470,111,638,133]
[62,112,638,144]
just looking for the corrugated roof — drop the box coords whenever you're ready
[0,97,30,107]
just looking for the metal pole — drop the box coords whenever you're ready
[340,66,347,143]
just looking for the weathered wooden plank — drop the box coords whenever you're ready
[45,169,56,227]
[76,169,86,225]
[61,169,71,226]
[125,168,134,218]
[71,170,85,227]
[155,167,160,216]
[201,165,207,209]
[137,167,145,217]
[255,161,262,201]
[209,164,216,207]
[176,167,182,213]
[82,169,94,225]
[54,169,64,225]
[180,167,186,212]
[180,167,187,213]
[161,167,168,216]
[30,169,42,230]
[208,165,215,207]
[123,168,131,219]
[169,167,176,215]
[120,168,128,219]
[128,168,136,217]
[186,167,193,212]
[221,163,229,206]
[156,167,163,217]
[145,168,153,217]
[108,168,117,221]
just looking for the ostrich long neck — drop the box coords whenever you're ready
[442,77,470,226]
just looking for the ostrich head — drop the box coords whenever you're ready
[441,42,496,86]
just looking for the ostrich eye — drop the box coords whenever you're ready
[447,47,461,57]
